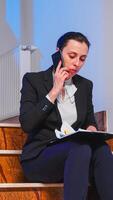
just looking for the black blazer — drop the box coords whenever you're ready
[19,66,97,161]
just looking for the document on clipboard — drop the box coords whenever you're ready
[55,121,113,140]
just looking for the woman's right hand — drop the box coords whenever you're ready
[48,61,69,103]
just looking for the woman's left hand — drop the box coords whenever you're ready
[86,125,97,132]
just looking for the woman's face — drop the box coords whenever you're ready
[61,39,89,79]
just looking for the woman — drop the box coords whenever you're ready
[19,32,113,200]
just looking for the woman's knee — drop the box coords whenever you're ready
[94,143,111,154]
[93,143,113,162]
[79,144,92,159]
[69,142,92,161]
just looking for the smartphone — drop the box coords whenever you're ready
[52,50,64,70]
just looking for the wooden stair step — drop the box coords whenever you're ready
[0,112,113,151]
[0,116,20,126]
[0,150,22,154]
[0,183,64,188]
[0,183,98,200]
[0,188,63,200]
[0,152,25,183]
[0,114,106,200]
[0,149,113,185]
[0,183,64,200]
[0,127,27,150]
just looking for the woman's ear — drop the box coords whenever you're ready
[56,47,59,51]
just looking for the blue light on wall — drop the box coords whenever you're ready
[33,0,83,69]
[33,0,104,111]
[6,0,20,39]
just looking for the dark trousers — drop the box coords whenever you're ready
[21,140,113,200]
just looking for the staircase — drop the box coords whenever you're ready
[0,111,113,200]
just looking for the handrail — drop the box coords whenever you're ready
[0,45,19,57]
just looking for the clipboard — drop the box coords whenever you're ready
[55,128,113,141]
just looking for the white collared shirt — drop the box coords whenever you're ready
[46,77,78,126]
[57,78,77,125]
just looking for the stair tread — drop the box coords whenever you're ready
[0,150,22,154]
[0,116,20,127]
[0,183,64,188]
[0,149,112,155]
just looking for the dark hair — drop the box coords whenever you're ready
[57,31,90,50]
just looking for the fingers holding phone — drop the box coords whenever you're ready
[55,63,69,84]
[48,68,68,103]
[48,51,69,103]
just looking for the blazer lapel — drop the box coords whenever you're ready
[72,75,82,128]
[44,66,53,92]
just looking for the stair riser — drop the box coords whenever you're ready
[0,154,26,183]
[0,187,100,200]
[0,127,26,150]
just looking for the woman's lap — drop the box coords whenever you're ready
[21,140,92,182]
[21,139,112,183]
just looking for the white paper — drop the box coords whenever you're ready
[55,121,113,139]
[55,121,76,139]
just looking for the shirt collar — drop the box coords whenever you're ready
[64,78,77,98]
[52,72,77,102]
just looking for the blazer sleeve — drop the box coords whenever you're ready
[19,73,54,133]
[84,81,98,129]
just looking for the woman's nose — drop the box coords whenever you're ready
[73,58,80,67]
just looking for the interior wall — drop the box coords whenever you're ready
[33,2,106,116]
[0,0,113,131]
[33,0,113,131]
[0,0,17,55]
[20,0,34,45]
[0,0,40,120]
[102,0,113,131]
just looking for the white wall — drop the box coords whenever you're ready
[0,0,113,131]
[32,0,113,131]
[33,0,104,108]
[0,0,40,120]
[0,0,17,55]
[102,1,113,131]
[20,0,34,45]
